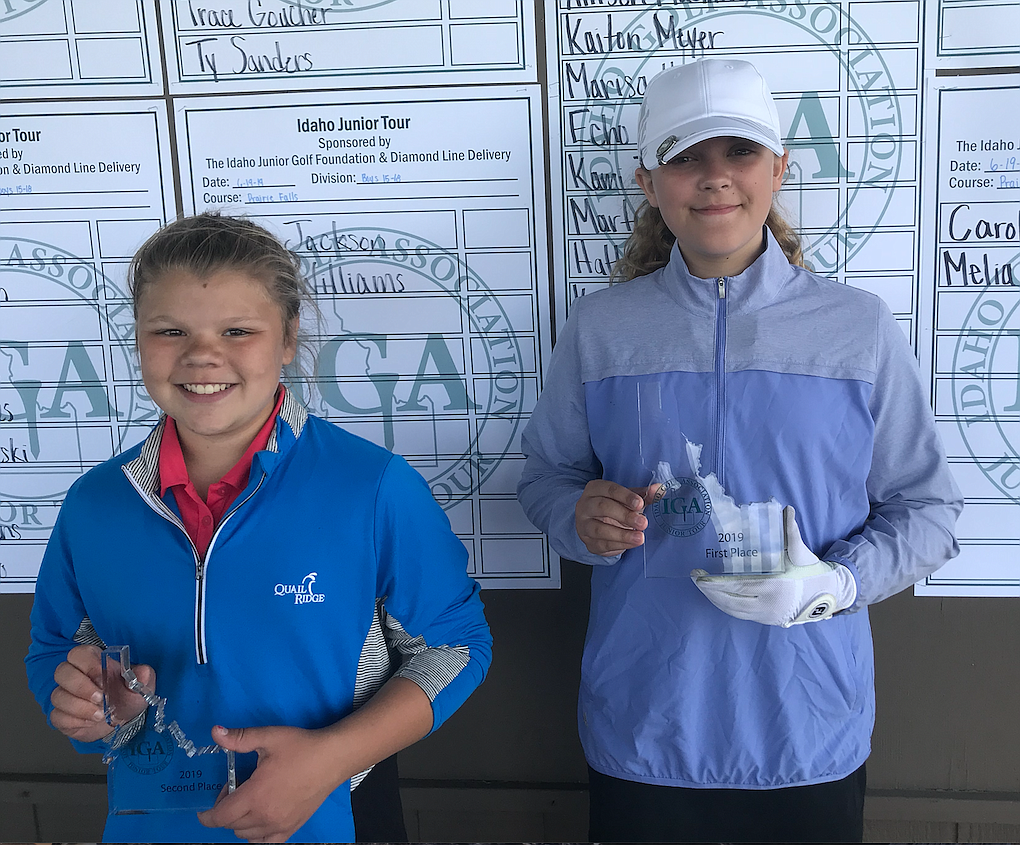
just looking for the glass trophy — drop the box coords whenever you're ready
[637,381,785,578]
[101,646,238,814]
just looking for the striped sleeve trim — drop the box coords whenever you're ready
[394,645,472,702]
[353,599,393,709]
[383,611,471,703]
[349,599,394,791]
[73,616,106,648]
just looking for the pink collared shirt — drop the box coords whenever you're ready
[158,386,285,558]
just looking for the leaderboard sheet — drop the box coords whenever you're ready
[176,88,551,588]
[160,0,537,91]
[0,0,162,99]
[917,74,1020,597]
[549,0,924,318]
[546,0,1020,597]
[0,0,554,592]
[0,101,176,591]
[2,0,1018,596]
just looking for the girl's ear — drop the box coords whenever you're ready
[282,317,299,366]
[772,150,790,191]
[635,167,659,208]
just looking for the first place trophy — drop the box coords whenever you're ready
[637,381,786,578]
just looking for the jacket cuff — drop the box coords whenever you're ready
[827,556,863,613]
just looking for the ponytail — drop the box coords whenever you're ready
[609,199,674,284]
[765,201,806,269]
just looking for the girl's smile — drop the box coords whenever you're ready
[136,267,297,463]
[181,382,234,396]
[636,136,788,279]
[694,204,739,214]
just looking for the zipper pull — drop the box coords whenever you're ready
[717,277,726,299]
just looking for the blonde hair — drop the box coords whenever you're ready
[129,212,307,342]
[611,177,806,283]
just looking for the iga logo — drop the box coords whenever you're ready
[123,728,175,775]
[651,476,712,538]
[0,236,150,536]
[274,572,326,604]
[286,223,526,510]
[952,278,1020,503]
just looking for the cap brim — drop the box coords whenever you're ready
[641,118,785,169]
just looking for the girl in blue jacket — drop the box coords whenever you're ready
[518,59,961,842]
[27,212,492,843]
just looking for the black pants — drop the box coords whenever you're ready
[352,753,407,843]
[588,763,866,843]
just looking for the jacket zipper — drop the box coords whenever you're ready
[715,277,727,483]
[193,472,267,664]
[123,472,205,661]
[124,469,267,665]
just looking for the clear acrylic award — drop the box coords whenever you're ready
[637,381,785,578]
[101,646,237,814]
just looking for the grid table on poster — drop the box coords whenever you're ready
[161,0,537,91]
[933,0,1020,64]
[548,0,924,349]
[916,75,1020,597]
[0,0,554,592]
[0,102,176,592]
[0,0,161,99]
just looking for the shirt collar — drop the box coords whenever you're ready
[660,227,797,316]
[158,385,286,498]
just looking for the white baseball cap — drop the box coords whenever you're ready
[637,59,784,170]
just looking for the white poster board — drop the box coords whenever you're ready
[545,0,1019,597]
[2,0,1018,594]
[0,0,556,592]
[916,73,1020,597]
[0,100,176,591]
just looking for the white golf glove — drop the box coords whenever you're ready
[691,506,857,627]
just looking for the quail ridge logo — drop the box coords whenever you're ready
[274,571,326,604]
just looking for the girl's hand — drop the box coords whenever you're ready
[197,725,339,843]
[575,481,660,556]
[691,506,858,627]
[50,645,154,742]
[198,677,431,842]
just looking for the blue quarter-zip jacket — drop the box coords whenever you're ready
[518,231,961,788]
[27,391,492,841]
